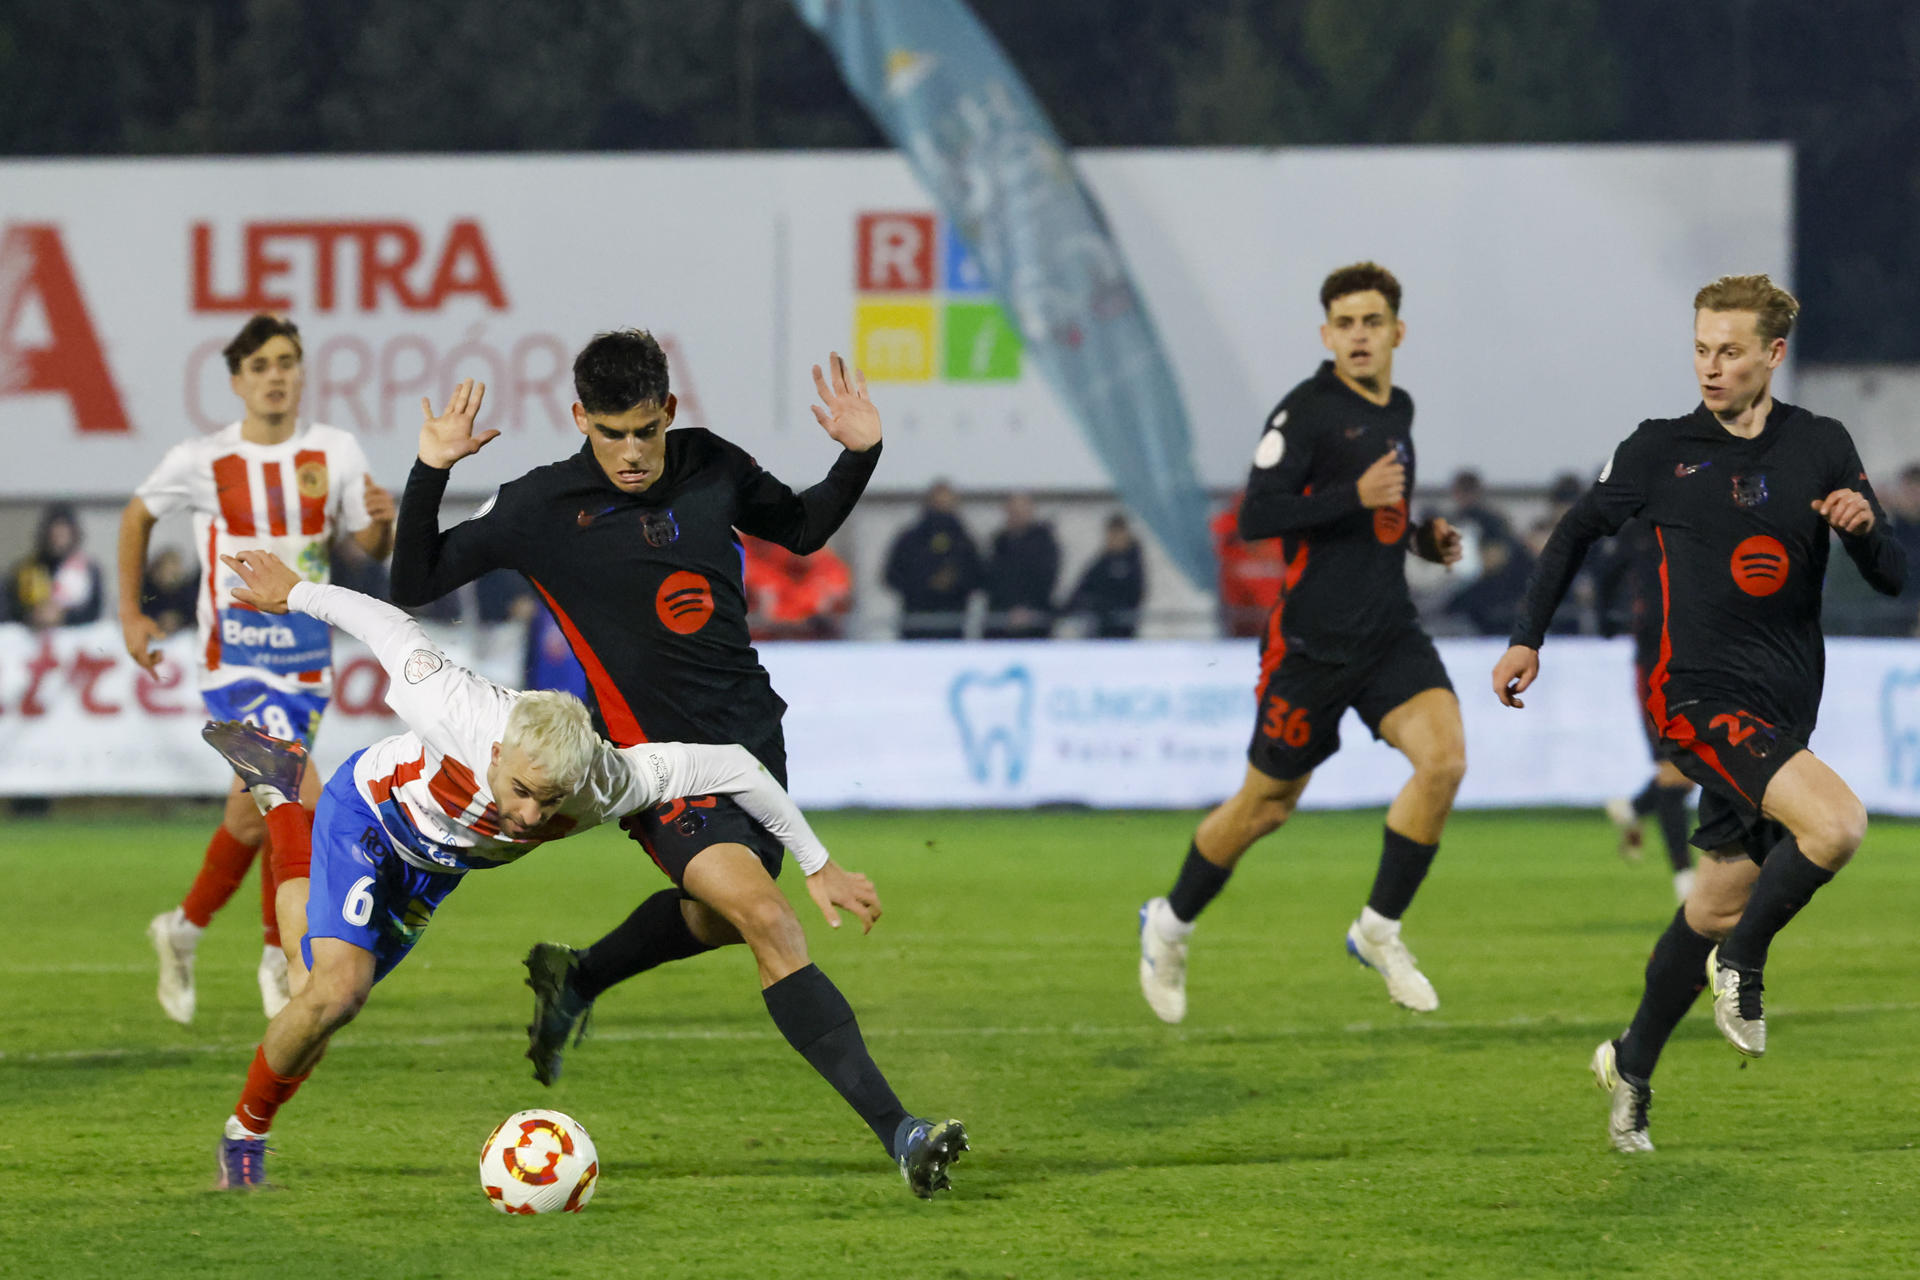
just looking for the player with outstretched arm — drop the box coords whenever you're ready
[204,549,962,1197]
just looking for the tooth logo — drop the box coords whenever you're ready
[950,666,1034,785]
[1882,668,1920,790]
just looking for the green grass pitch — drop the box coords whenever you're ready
[2,807,1915,1278]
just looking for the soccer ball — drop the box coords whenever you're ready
[479,1108,599,1214]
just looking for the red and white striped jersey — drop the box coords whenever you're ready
[286,582,828,876]
[135,421,374,693]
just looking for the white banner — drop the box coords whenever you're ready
[2,147,1787,497]
[5,624,1915,816]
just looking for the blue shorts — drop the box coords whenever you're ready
[303,750,464,984]
[202,679,329,750]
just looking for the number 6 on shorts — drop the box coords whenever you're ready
[343,875,375,926]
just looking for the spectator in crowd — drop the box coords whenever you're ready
[330,534,392,603]
[1888,464,1920,634]
[983,493,1060,639]
[742,534,853,640]
[1443,518,1592,638]
[1065,513,1146,638]
[1211,494,1287,637]
[883,479,980,640]
[1544,471,1586,525]
[141,546,200,636]
[523,600,589,698]
[1447,469,1516,551]
[476,567,534,625]
[7,503,102,628]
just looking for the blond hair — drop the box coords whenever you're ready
[1694,274,1800,343]
[502,691,598,793]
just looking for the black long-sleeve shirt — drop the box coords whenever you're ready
[390,430,880,779]
[1513,401,1905,733]
[1238,361,1420,661]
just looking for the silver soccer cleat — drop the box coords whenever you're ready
[1707,947,1766,1058]
[1591,1039,1655,1153]
[1345,919,1439,1013]
[1137,898,1189,1024]
[148,907,200,1024]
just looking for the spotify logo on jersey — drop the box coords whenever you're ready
[655,571,715,634]
[1730,535,1789,597]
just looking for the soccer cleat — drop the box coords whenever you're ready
[1136,898,1189,1024]
[1605,796,1645,862]
[895,1117,968,1199]
[216,1116,270,1189]
[258,945,290,1020]
[1706,947,1766,1057]
[148,908,199,1024]
[1345,918,1440,1013]
[1590,1039,1654,1153]
[200,719,307,806]
[524,943,594,1086]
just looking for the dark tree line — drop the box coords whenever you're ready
[3,0,1913,359]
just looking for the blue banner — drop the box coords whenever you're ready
[793,0,1216,589]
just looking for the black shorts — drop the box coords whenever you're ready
[620,793,785,888]
[1247,626,1453,781]
[1632,662,1662,759]
[1657,698,1804,862]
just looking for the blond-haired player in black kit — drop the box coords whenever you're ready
[1138,263,1467,1023]
[1494,275,1907,1152]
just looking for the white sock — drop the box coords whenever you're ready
[248,784,291,812]
[1153,898,1196,943]
[1358,906,1400,939]
[225,1113,267,1140]
[169,908,206,942]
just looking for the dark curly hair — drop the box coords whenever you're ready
[573,329,671,414]
[222,314,302,373]
[1320,262,1402,316]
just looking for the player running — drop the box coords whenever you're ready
[120,314,393,1023]
[1138,262,1467,1022]
[386,332,965,1196]
[1492,274,1906,1153]
[206,548,960,1196]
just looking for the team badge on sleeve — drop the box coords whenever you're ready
[1253,414,1287,469]
[404,649,445,684]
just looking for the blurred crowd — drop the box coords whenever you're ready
[10,462,1920,642]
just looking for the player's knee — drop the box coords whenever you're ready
[304,970,369,1031]
[1800,799,1866,867]
[1418,742,1467,795]
[1682,899,1736,940]
[1246,790,1297,835]
[731,893,801,948]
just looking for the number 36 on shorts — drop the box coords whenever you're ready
[1260,695,1313,747]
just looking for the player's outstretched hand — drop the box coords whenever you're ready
[221,550,300,614]
[364,476,397,526]
[1812,489,1874,536]
[417,379,500,470]
[809,352,882,452]
[1492,644,1540,709]
[1357,450,1407,509]
[122,612,166,675]
[1416,516,1464,566]
[805,858,883,933]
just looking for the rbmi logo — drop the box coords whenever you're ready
[853,212,1020,383]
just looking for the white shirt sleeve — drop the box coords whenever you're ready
[133,442,199,520]
[329,433,376,535]
[288,580,510,738]
[614,742,832,875]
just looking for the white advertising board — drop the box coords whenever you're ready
[1,146,1787,499]
[5,626,1914,817]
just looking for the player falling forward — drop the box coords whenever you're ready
[121,314,393,1022]
[206,549,957,1195]
[1493,275,1906,1152]
[387,334,964,1197]
[1139,263,1467,1022]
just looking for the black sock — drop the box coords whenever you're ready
[1365,826,1438,921]
[1631,778,1661,818]
[1717,836,1835,973]
[573,889,716,1001]
[1614,906,1715,1080]
[1167,842,1232,923]
[762,964,910,1152]
[1652,785,1694,874]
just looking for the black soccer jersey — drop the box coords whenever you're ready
[390,429,881,782]
[1238,360,1421,661]
[1514,402,1907,733]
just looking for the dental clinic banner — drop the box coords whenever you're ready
[5,626,1917,816]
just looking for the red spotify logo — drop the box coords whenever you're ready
[1730,535,1789,596]
[655,572,714,634]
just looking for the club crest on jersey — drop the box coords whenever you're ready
[641,510,680,547]
[403,648,444,684]
[1731,472,1769,508]
[296,459,328,499]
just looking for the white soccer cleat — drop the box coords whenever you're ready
[148,908,200,1024]
[1137,898,1189,1024]
[258,945,291,1020]
[1605,796,1645,862]
[1590,1039,1655,1153]
[1345,917,1439,1012]
[1706,947,1766,1058]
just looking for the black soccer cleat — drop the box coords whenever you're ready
[524,942,594,1087]
[895,1117,969,1199]
[201,719,307,802]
